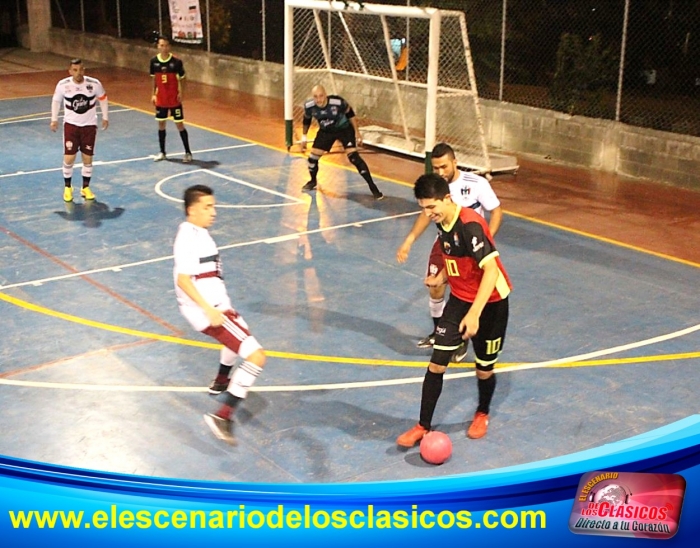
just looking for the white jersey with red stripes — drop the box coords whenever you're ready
[173,221,232,331]
[52,76,107,127]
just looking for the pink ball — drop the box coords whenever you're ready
[420,431,452,465]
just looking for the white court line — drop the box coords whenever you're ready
[155,169,306,208]
[0,144,256,179]
[1,323,698,392]
[0,210,419,290]
[0,107,132,126]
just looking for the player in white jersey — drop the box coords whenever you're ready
[396,142,503,350]
[174,184,266,446]
[50,58,109,202]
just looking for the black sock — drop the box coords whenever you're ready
[419,370,444,429]
[216,364,233,383]
[158,130,166,153]
[348,153,381,195]
[64,179,71,188]
[82,177,91,188]
[179,129,191,153]
[432,317,440,330]
[308,155,319,183]
[477,374,496,415]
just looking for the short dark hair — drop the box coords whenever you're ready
[70,58,83,66]
[157,35,170,44]
[414,173,450,200]
[431,142,455,160]
[183,184,213,214]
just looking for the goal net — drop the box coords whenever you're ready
[284,0,493,174]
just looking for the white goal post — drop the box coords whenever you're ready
[284,0,517,174]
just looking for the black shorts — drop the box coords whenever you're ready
[155,105,185,122]
[432,296,509,367]
[312,125,356,152]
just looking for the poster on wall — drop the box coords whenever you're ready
[169,0,203,44]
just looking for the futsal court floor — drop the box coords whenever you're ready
[0,52,699,483]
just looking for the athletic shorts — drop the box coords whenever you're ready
[432,296,509,368]
[155,105,185,122]
[312,125,356,152]
[63,123,97,156]
[201,309,262,361]
[426,237,445,278]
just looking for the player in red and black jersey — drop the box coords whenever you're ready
[397,173,512,448]
[150,36,193,163]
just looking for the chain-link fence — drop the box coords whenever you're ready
[39,0,700,137]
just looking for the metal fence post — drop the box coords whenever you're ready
[615,0,630,123]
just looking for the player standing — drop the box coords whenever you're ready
[300,85,383,200]
[150,36,193,163]
[50,58,109,202]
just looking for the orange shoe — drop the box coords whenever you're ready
[397,423,428,447]
[467,412,489,439]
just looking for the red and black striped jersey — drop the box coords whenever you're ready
[436,206,512,303]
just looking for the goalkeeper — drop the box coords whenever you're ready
[300,85,384,200]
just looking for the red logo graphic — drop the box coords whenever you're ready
[569,471,685,539]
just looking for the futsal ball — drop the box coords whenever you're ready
[420,431,452,465]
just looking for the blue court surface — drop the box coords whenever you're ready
[1,96,699,483]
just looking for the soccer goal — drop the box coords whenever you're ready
[284,0,517,174]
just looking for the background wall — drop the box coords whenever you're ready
[21,27,700,190]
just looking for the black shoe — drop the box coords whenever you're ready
[208,379,228,395]
[373,192,384,201]
[451,342,468,363]
[203,413,237,445]
[302,180,317,191]
[416,332,436,348]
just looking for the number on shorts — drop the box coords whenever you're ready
[485,338,502,355]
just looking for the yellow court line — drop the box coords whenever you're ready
[0,111,52,122]
[1,292,698,371]
[0,94,52,102]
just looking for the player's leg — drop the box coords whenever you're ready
[62,123,79,201]
[466,297,509,439]
[173,106,192,163]
[397,296,468,447]
[304,131,333,191]
[417,239,446,348]
[154,107,168,160]
[202,310,266,445]
[342,127,383,199]
[78,125,98,200]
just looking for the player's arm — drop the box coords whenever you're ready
[459,258,498,339]
[396,213,432,263]
[346,103,362,146]
[487,205,503,237]
[176,273,225,327]
[50,86,62,132]
[177,77,184,104]
[301,109,313,149]
[177,60,186,104]
[98,86,109,130]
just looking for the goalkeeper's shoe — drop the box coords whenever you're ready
[81,187,95,200]
[63,187,73,202]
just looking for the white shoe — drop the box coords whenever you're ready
[153,152,166,162]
